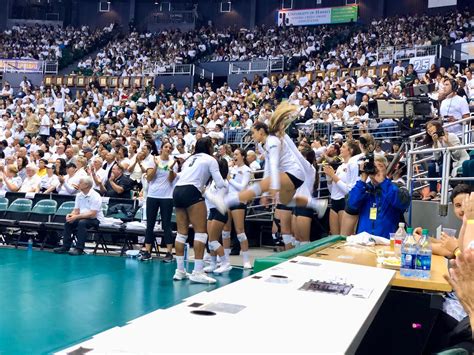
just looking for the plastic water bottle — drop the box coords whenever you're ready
[416,229,432,279]
[394,222,406,257]
[400,227,417,278]
[27,237,33,251]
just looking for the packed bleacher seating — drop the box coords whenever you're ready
[72,10,473,76]
[0,23,117,69]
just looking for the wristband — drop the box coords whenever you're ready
[467,219,474,225]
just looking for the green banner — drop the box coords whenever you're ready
[330,5,358,24]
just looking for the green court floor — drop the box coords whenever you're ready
[0,248,249,354]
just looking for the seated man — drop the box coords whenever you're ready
[99,164,134,199]
[54,177,104,256]
[346,155,410,238]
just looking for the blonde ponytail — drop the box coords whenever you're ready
[268,101,299,135]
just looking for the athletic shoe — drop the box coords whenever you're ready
[138,251,152,261]
[206,191,227,215]
[314,199,328,220]
[190,270,217,284]
[203,264,217,273]
[173,269,189,281]
[213,262,232,274]
[162,252,174,263]
[243,262,253,270]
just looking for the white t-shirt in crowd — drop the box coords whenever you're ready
[356,76,373,94]
[440,95,470,134]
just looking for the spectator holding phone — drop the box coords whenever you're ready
[423,120,469,201]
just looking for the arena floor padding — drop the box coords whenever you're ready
[0,248,249,353]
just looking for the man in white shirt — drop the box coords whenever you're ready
[54,177,103,256]
[440,78,470,135]
[356,70,373,105]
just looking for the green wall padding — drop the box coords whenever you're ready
[253,235,346,273]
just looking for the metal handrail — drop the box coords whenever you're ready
[409,114,474,143]
[406,144,474,217]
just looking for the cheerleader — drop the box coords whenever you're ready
[203,159,232,274]
[208,102,327,217]
[172,137,226,284]
[222,148,253,268]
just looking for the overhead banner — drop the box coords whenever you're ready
[0,59,43,73]
[461,42,474,61]
[409,55,436,73]
[277,5,358,26]
[428,0,457,8]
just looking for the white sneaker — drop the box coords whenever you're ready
[190,270,217,284]
[203,264,217,273]
[206,191,227,215]
[314,199,328,220]
[243,262,253,270]
[213,262,232,274]
[173,269,189,281]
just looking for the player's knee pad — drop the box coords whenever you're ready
[237,233,247,243]
[209,240,221,251]
[176,233,188,244]
[194,232,208,244]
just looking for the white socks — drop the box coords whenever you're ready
[194,259,204,272]
[242,251,249,264]
[176,256,184,271]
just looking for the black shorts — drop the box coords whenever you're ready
[208,208,228,223]
[229,203,247,211]
[173,185,204,209]
[345,203,359,216]
[286,172,304,190]
[276,203,293,211]
[293,207,314,218]
[331,198,346,213]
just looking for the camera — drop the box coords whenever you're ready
[360,153,377,175]
[436,129,445,137]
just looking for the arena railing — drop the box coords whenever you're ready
[296,120,402,143]
[223,128,252,147]
[145,63,194,76]
[375,44,440,64]
[406,144,474,218]
[228,57,285,75]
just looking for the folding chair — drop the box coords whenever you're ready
[18,200,58,249]
[43,201,75,248]
[0,198,33,247]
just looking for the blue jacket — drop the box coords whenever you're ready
[347,178,410,238]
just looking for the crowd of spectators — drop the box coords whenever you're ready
[0,23,116,69]
[73,10,473,77]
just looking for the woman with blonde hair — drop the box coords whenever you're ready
[209,102,327,217]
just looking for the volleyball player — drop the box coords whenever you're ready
[203,159,232,274]
[172,137,226,284]
[222,148,253,268]
[139,142,176,262]
[292,147,318,247]
[208,102,327,219]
